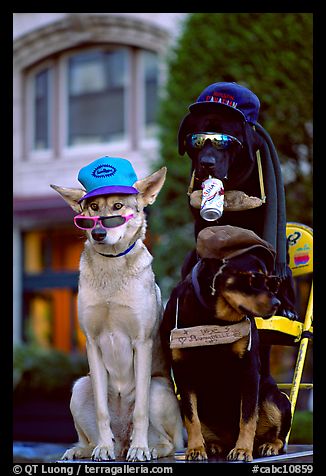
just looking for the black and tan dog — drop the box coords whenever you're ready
[161,226,292,461]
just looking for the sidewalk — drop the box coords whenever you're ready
[13,441,313,464]
[13,442,68,463]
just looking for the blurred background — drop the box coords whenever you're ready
[13,13,312,447]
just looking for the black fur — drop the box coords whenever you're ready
[178,108,298,320]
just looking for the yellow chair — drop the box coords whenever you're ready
[255,222,313,444]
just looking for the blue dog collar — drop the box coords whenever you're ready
[96,241,136,258]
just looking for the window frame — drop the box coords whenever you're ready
[60,46,131,155]
[140,49,160,143]
[25,60,55,161]
[24,45,160,160]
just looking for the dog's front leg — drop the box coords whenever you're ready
[86,339,116,461]
[227,399,258,462]
[183,391,208,461]
[171,352,207,460]
[126,338,153,462]
[227,347,260,462]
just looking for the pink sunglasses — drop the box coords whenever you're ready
[74,214,134,230]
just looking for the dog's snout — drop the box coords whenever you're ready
[200,155,216,167]
[91,228,107,242]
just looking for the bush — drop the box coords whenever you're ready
[13,344,88,400]
[151,13,312,300]
[289,410,313,444]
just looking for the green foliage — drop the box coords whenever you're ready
[13,344,88,399]
[151,13,313,300]
[289,410,313,444]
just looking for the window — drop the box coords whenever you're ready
[26,46,159,155]
[67,49,128,146]
[143,50,159,138]
[33,67,52,150]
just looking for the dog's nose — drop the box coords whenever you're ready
[91,228,107,242]
[200,155,216,167]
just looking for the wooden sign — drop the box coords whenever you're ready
[170,319,250,349]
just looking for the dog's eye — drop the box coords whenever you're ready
[90,203,99,211]
[113,202,123,210]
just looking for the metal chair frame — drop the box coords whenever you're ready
[255,222,313,444]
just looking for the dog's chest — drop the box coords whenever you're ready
[78,255,159,338]
[98,330,136,395]
[79,247,154,301]
[81,262,135,298]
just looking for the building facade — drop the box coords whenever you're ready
[13,13,187,350]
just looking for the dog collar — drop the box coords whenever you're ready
[191,261,212,310]
[96,241,136,258]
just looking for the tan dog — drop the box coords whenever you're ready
[51,165,184,461]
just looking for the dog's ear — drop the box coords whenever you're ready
[50,184,85,213]
[244,123,264,152]
[133,167,167,207]
[178,113,193,155]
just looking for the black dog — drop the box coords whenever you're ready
[161,226,292,461]
[178,82,297,321]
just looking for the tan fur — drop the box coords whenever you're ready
[51,167,184,462]
[184,393,207,461]
[257,400,282,432]
[227,409,258,462]
[231,335,250,358]
[223,289,276,317]
[171,348,184,362]
[215,294,243,322]
[256,400,285,456]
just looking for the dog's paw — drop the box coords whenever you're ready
[126,446,152,462]
[150,447,158,460]
[227,447,253,462]
[258,441,283,457]
[61,446,93,460]
[185,446,208,461]
[92,444,116,461]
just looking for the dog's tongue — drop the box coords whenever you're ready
[196,225,276,264]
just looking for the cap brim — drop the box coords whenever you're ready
[78,185,139,203]
[189,101,246,121]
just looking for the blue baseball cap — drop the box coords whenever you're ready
[189,82,260,124]
[78,156,139,203]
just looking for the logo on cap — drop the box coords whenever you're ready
[208,94,238,109]
[92,164,117,179]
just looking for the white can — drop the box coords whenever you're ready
[200,178,224,221]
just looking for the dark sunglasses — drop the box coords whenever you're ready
[74,214,133,230]
[237,272,281,294]
[186,132,243,151]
